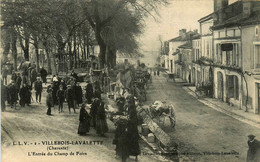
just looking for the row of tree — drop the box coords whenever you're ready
[1,0,168,73]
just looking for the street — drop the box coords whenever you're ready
[1,91,165,162]
[145,74,260,162]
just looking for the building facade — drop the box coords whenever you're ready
[211,0,260,112]
[192,38,201,86]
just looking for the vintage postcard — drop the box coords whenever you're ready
[1,0,260,162]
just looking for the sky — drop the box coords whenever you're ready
[139,0,238,52]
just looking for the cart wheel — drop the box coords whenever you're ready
[170,118,176,128]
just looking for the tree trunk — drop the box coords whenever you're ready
[111,49,117,68]
[99,44,106,69]
[73,33,77,69]
[24,33,30,61]
[34,43,40,73]
[108,48,117,68]
[57,33,66,56]
[68,39,73,70]
[105,45,109,68]
[32,34,40,72]
[83,38,87,60]
[3,28,11,63]
[18,32,30,61]
[86,36,90,59]
[94,20,106,69]
[43,41,52,74]
[52,48,57,74]
[46,49,52,74]
[11,29,17,71]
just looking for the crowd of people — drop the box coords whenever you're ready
[1,66,43,111]
[112,93,141,162]
[1,64,141,162]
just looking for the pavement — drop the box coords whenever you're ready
[176,79,260,129]
[146,74,260,162]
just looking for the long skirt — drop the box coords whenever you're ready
[96,118,108,135]
[47,105,51,115]
[116,132,129,162]
[127,123,140,156]
[1,100,6,112]
[78,120,90,135]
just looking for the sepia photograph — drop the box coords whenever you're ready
[1,0,260,161]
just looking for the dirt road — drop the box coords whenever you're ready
[1,92,164,162]
[145,74,260,162]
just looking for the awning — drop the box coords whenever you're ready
[172,51,180,56]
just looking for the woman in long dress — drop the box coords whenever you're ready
[126,96,140,161]
[78,104,91,135]
[90,98,98,128]
[85,81,93,104]
[95,101,108,136]
[114,119,129,162]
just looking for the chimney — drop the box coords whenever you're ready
[179,29,186,36]
[242,0,252,18]
[214,0,228,11]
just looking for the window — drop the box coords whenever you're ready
[256,26,259,37]
[234,76,239,100]
[207,41,210,57]
[254,45,260,68]
[221,43,234,65]
[179,54,182,62]
[196,49,199,61]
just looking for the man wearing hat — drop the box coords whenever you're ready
[65,84,76,113]
[56,85,65,113]
[247,134,260,162]
[34,77,43,104]
[8,80,18,109]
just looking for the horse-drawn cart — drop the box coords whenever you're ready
[166,73,175,82]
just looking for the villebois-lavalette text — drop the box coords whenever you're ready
[13,141,103,146]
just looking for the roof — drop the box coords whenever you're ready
[211,1,260,30]
[172,50,180,56]
[212,11,260,30]
[168,31,201,42]
[198,13,213,23]
[178,42,192,49]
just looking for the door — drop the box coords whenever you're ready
[217,72,224,101]
[258,83,260,114]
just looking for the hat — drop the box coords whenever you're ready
[248,134,255,139]
[81,104,86,108]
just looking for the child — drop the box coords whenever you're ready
[56,85,65,113]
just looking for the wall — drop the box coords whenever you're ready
[201,19,213,35]
[168,41,185,73]
[241,24,260,113]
